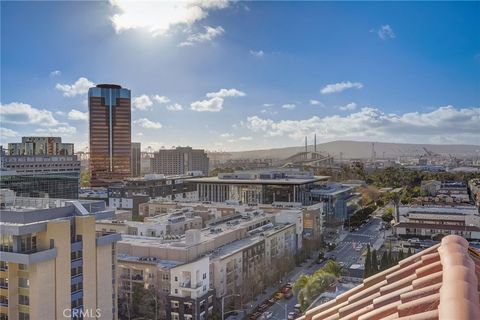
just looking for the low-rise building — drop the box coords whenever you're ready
[108,174,199,215]
[189,169,329,205]
[395,205,480,240]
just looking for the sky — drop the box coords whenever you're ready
[1,0,479,152]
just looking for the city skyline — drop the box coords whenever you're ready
[1,1,479,152]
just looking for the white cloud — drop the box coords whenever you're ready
[261,109,278,115]
[68,109,89,121]
[250,50,264,58]
[0,127,18,138]
[134,118,162,129]
[310,100,322,105]
[376,25,395,40]
[190,97,224,112]
[132,94,154,110]
[35,125,76,135]
[0,102,59,126]
[220,133,233,138]
[50,70,61,77]
[227,136,253,143]
[152,95,170,104]
[263,103,274,107]
[282,104,296,110]
[339,102,357,111]
[166,103,183,111]
[246,106,480,144]
[206,88,246,98]
[321,81,363,94]
[55,77,94,97]
[180,26,224,46]
[110,0,229,37]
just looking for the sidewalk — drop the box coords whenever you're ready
[241,263,311,318]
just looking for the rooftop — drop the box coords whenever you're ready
[298,235,480,320]
[117,253,182,269]
[188,175,328,185]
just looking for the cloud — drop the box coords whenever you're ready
[321,81,363,94]
[246,106,480,144]
[134,118,162,129]
[0,127,18,138]
[132,94,154,110]
[190,97,224,112]
[263,103,274,107]
[152,95,170,104]
[166,103,183,111]
[339,102,357,111]
[35,125,76,135]
[220,133,233,138]
[0,102,59,126]
[206,88,246,98]
[376,25,395,40]
[261,109,278,115]
[110,0,229,37]
[68,109,89,121]
[227,136,253,143]
[180,26,225,46]
[250,50,264,58]
[50,70,61,77]
[310,100,324,106]
[55,77,94,97]
[282,104,296,110]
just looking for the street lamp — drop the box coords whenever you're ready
[222,293,241,320]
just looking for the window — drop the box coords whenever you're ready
[18,295,29,306]
[174,276,178,282]
[18,264,28,271]
[203,273,206,279]
[0,262,7,271]
[19,312,29,320]
[18,278,29,288]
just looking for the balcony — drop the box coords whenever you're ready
[96,233,121,246]
[179,281,202,291]
[0,248,57,265]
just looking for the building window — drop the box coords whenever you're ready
[174,276,178,282]
[203,273,206,279]
[19,312,29,320]
[18,264,28,271]
[18,278,29,288]
[18,295,29,306]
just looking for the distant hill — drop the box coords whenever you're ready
[227,140,480,160]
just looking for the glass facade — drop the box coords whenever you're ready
[0,171,80,199]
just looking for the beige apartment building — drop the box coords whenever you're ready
[0,194,120,320]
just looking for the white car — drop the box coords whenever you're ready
[288,312,296,320]
[263,311,273,319]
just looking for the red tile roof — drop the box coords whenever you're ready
[298,235,480,320]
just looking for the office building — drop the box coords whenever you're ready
[189,169,329,205]
[89,84,131,187]
[0,154,81,199]
[131,142,141,177]
[8,136,74,156]
[151,147,209,176]
[0,193,120,320]
[107,174,199,215]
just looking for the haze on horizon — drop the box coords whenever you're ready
[1,1,479,152]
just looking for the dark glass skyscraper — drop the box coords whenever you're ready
[88,84,131,187]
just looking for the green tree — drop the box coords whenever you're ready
[364,245,372,278]
[80,169,91,187]
[371,249,379,274]
[380,251,388,271]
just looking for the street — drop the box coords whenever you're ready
[259,217,385,320]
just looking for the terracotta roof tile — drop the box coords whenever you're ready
[299,235,480,320]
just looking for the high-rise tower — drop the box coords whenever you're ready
[88,84,131,187]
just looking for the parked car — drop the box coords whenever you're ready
[263,311,273,319]
[288,312,297,320]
